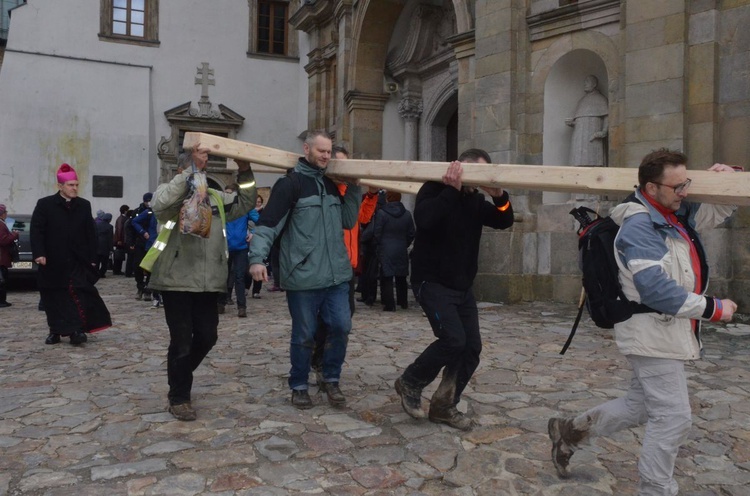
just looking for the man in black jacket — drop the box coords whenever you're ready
[394,149,514,430]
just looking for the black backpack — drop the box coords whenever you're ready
[560,201,655,355]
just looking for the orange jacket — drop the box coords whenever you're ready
[338,186,380,270]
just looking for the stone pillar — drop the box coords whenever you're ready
[345,91,389,159]
[472,0,522,163]
[449,30,476,154]
[687,2,719,167]
[622,1,687,164]
[334,1,353,147]
[398,97,423,160]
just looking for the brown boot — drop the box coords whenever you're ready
[547,416,589,478]
[168,402,197,421]
[428,405,475,431]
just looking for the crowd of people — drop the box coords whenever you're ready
[0,134,741,494]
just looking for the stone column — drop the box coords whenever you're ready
[345,91,390,159]
[398,97,423,160]
[622,1,687,164]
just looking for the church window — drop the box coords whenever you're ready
[99,0,159,46]
[248,0,298,59]
[257,1,288,55]
[112,0,145,37]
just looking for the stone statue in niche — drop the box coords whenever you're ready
[566,75,608,166]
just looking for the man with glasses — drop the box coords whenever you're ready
[548,149,738,493]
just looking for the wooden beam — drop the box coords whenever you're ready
[218,137,421,195]
[185,132,750,206]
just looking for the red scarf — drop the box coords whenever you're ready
[642,192,702,294]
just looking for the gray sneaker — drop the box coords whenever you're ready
[394,377,426,419]
[291,389,313,409]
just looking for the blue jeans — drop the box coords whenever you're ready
[286,281,352,390]
[226,248,249,307]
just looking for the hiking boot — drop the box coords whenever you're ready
[548,417,579,478]
[321,382,346,406]
[69,332,87,345]
[168,402,197,421]
[217,304,225,314]
[394,377,426,419]
[428,405,475,431]
[291,389,313,409]
[238,307,247,318]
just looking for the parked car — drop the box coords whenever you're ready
[7,214,37,280]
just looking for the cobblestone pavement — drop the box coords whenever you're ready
[1,275,749,496]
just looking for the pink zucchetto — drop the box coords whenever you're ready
[56,163,78,184]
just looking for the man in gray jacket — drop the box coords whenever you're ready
[149,146,256,421]
[548,149,737,494]
[249,130,360,409]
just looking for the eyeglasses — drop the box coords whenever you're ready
[651,178,692,195]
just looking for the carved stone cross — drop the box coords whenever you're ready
[195,62,215,100]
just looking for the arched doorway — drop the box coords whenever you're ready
[426,91,458,162]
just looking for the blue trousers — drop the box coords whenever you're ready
[286,281,352,390]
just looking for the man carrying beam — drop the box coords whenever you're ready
[394,148,515,430]
[248,130,361,409]
[548,150,738,491]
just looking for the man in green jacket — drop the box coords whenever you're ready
[249,130,361,409]
[150,146,256,421]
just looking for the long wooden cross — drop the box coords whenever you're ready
[184,132,750,206]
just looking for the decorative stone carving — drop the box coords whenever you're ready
[566,75,608,166]
[193,62,222,118]
[398,97,424,121]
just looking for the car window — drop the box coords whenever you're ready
[9,217,30,232]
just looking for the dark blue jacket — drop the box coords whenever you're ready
[132,208,157,250]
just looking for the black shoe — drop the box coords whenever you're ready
[291,389,313,409]
[45,333,61,345]
[383,305,396,312]
[69,332,88,345]
[0,302,11,308]
[321,382,346,406]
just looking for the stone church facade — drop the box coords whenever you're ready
[292,0,750,307]
[2,0,750,307]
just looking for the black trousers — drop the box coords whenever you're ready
[133,243,150,292]
[113,247,127,274]
[402,281,481,406]
[124,247,135,277]
[380,275,408,310]
[162,291,219,405]
[0,265,8,303]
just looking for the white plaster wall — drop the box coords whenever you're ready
[0,52,151,214]
[0,0,304,214]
